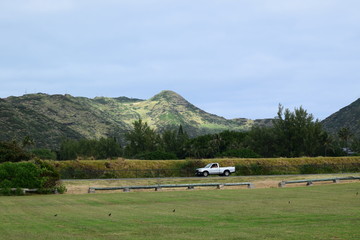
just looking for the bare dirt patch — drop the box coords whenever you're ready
[62,173,360,194]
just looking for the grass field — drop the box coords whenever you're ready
[1,183,360,240]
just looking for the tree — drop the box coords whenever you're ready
[175,125,189,158]
[124,119,160,157]
[218,130,248,152]
[95,137,122,159]
[58,139,78,160]
[185,134,215,158]
[246,126,276,157]
[57,138,122,160]
[161,129,178,154]
[0,140,32,163]
[272,104,328,157]
[338,127,353,149]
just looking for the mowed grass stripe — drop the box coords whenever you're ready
[0,183,359,240]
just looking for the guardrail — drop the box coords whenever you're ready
[88,182,255,193]
[278,176,360,187]
[0,188,39,194]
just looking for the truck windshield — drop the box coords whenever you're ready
[204,164,212,168]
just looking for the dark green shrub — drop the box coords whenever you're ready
[14,187,25,196]
[0,162,42,189]
[0,141,32,163]
[0,187,12,196]
[0,160,63,195]
[33,159,60,189]
[56,183,67,194]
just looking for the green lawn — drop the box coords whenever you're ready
[1,183,360,240]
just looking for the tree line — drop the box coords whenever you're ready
[1,105,359,161]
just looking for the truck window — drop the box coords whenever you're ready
[211,164,218,168]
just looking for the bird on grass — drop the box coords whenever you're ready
[173,209,176,213]
[288,201,291,204]
[54,214,58,217]
[108,213,111,216]
[356,192,358,196]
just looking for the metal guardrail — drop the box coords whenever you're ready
[88,182,255,193]
[278,176,360,187]
[0,188,39,194]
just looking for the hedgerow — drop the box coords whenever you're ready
[49,157,360,179]
[0,159,66,195]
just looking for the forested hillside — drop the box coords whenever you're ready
[322,98,360,138]
[0,90,268,149]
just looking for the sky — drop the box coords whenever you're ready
[0,0,359,120]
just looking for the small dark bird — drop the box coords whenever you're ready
[173,209,175,212]
[108,213,111,216]
[54,214,57,217]
[356,192,358,196]
[288,201,291,204]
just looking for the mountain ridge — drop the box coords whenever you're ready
[1,91,358,149]
[0,90,259,148]
[321,98,360,137]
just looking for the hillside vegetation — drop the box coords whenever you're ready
[322,98,360,137]
[0,91,264,149]
[1,91,359,159]
[2,104,356,162]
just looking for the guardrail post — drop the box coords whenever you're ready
[187,186,194,190]
[306,181,313,186]
[248,183,255,189]
[333,179,340,183]
[217,184,224,189]
[155,187,162,191]
[88,188,95,193]
[278,181,286,188]
[123,188,130,192]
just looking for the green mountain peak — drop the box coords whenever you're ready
[150,90,187,102]
[0,90,267,148]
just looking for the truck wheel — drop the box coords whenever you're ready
[224,170,230,177]
[203,171,209,177]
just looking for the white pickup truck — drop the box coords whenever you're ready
[195,163,236,177]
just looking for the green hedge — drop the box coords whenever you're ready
[0,160,66,195]
[49,157,360,179]
[0,162,42,189]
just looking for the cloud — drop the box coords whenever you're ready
[0,0,359,120]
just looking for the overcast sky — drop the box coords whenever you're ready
[0,0,359,120]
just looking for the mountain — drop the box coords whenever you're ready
[321,98,360,137]
[0,90,263,149]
